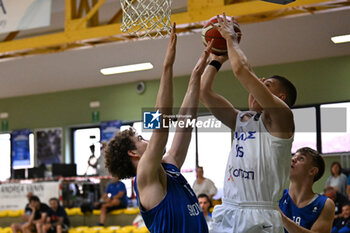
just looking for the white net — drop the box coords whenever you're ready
[120,0,172,38]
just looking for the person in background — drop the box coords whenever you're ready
[22,195,50,233]
[198,193,213,226]
[96,141,112,198]
[193,166,217,200]
[42,198,70,233]
[94,177,128,226]
[332,203,350,233]
[325,186,349,226]
[325,162,347,197]
[11,192,34,233]
[346,176,350,200]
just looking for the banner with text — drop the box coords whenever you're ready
[11,129,32,169]
[0,0,51,34]
[0,182,59,210]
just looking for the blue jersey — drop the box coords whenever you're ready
[135,163,209,233]
[279,189,328,231]
[106,181,128,207]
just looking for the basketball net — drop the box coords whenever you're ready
[120,0,172,38]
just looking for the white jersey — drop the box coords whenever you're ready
[224,111,293,203]
[210,111,294,233]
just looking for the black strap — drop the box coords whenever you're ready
[209,60,222,72]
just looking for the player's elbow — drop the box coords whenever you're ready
[232,62,247,77]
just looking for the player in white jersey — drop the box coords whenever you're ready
[200,13,297,233]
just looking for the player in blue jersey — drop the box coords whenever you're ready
[104,23,212,233]
[279,147,335,233]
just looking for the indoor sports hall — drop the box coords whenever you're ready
[0,0,350,233]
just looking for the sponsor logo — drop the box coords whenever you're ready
[143,110,161,129]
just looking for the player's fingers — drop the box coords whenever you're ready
[223,12,228,24]
[216,14,223,26]
[172,22,176,34]
[206,39,214,52]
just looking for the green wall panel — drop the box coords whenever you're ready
[0,55,349,174]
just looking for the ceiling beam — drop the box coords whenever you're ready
[0,0,347,58]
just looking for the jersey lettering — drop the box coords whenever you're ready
[235,144,244,157]
[187,203,201,216]
[234,131,256,141]
[293,216,301,226]
[232,168,255,180]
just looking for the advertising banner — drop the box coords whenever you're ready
[0,181,59,210]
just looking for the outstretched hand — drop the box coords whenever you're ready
[213,12,241,44]
[163,22,177,67]
[193,39,214,75]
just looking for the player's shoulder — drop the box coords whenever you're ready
[324,198,335,211]
[318,198,335,219]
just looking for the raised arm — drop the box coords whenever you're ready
[163,40,213,169]
[200,53,238,130]
[280,199,335,233]
[215,13,294,138]
[136,23,176,210]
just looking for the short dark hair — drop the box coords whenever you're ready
[29,195,40,203]
[49,197,60,206]
[104,128,137,179]
[198,193,212,209]
[269,75,297,107]
[330,161,342,176]
[296,147,325,182]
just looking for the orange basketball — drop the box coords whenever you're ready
[202,15,241,55]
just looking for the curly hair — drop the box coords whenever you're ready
[104,128,137,179]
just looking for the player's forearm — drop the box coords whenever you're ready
[177,71,200,118]
[226,37,252,80]
[155,24,176,116]
[156,67,173,115]
[226,38,285,109]
[178,48,211,117]
[200,65,217,94]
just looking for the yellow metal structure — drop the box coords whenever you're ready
[0,0,349,59]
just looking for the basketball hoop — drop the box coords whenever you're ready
[120,0,172,38]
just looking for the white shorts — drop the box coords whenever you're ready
[210,198,284,233]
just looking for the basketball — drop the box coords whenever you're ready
[202,15,241,55]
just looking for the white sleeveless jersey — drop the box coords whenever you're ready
[224,111,293,203]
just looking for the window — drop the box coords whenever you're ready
[321,102,350,153]
[196,115,232,199]
[291,107,317,153]
[0,133,11,181]
[12,132,34,169]
[73,128,101,176]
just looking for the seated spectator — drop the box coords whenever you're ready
[325,162,348,197]
[22,195,50,233]
[325,187,349,225]
[11,192,34,233]
[346,176,350,200]
[192,166,217,200]
[332,203,350,233]
[198,193,212,226]
[43,198,70,233]
[94,177,128,226]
